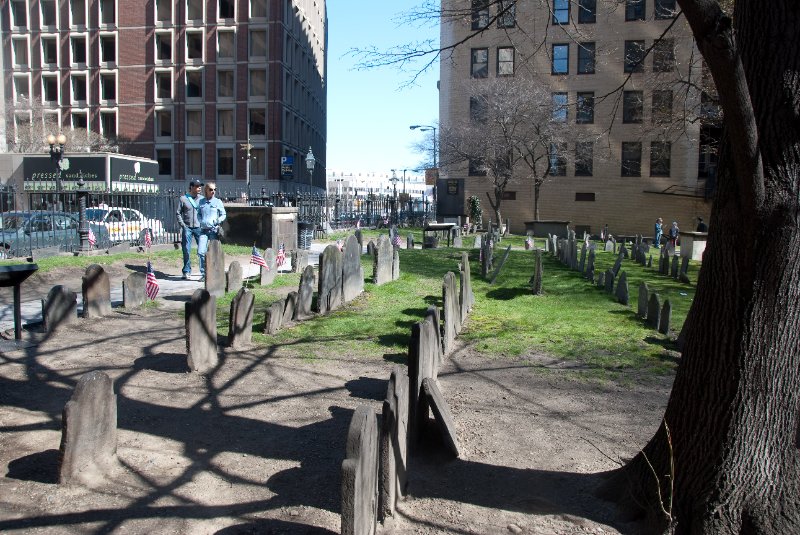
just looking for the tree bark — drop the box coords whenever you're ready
[616,1,800,533]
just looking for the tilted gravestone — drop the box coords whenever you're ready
[659,299,672,335]
[122,272,146,309]
[671,254,680,279]
[392,248,400,281]
[647,293,662,329]
[442,272,461,355]
[43,285,77,333]
[379,366,409,521]
[612,252,624,277]
[638,282,649,319]
[283,291,298,324]
[342,235,365,303]
[226,260,243,293]
[408,308,441,443]
[205,240,226,297]
[227,287,254,349]
[531,249,543,295]
[264,299,284,335]
[260,248,276,285]
[185,289,218,374]
[372,235,393,285]
[616,271,630,305]
[604,269,615,294]
[422,378,460,457]
[294,265,315,321]
[292,249,309,274]
[59,371,119,486]
[82,264,111,318]
[341,405,379,535]
[317,244,343,314]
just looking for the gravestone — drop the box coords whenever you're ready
[615,271,629,305]
[406,234,414,249]
[612,253,623,277]
[81,264,111,318]
[473,234,482,249]
[647,255,653,268]
[551,235,559,256]
[596,271,606,289]
[59,371,118,486]
[461,252,475,312]
[408,308,441,442]
[227,287,254,349]
[226,260,243,293]
[354,228,363,250]
[620,243,629,259]
[442,272,460,356]
[122,272,146,309]
[283,291,298,324]
[647,293,662,329]
[659,299,672,334]
[605,240,614,252]
[341,405,379,535]
[671,255,680,279]
[531,250,543,295]
[264,299,284,335]
[43,285,77,333]
[544,235,550,252]
[489,245,512,284]
[379,366,409,520]
[342,235,365,303]
[680,256,690,277]
[366,240,376,256]
[185,289,218,374]
[295,265,315,320]
[260,248,276,285]
[586,267,594,283]
[205,240,226,297]
[373,235,394,285]
[292,249,309,274]
[392,248,400,281]
[586,249,596,279]
[578,243,587,273]
[422,378,460,457]
[317,244,344,314]
[453,235,462,248]
[638,282,649,318]
[604,269,615,294]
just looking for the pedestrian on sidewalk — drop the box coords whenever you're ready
[197,181,227,281]
[177,179,203,279]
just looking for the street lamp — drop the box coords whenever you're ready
[240,137,252,201]
[47,133,68,191]
[390,170,400,224]
[305,146,316,184]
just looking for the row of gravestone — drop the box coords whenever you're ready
[341,251,475,535]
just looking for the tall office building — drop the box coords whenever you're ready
[1,0,327,192]
[439,0,717,235]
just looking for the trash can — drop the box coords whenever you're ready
[298,222,314,250]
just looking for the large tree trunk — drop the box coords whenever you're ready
[616,1,800,533]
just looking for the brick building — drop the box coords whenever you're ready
[439,0,718,237]
[1,0,327,193]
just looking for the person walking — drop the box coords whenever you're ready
[668,221,680,248]
[176,179,203,279]
[654,217,663,248]
[197,182,227,281]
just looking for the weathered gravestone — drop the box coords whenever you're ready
[317,244,343,314]
[283,291,298,324]
[82,264,111,318]
[422,378,460,457]
[596,271,606,289]
[205,240,226,297]
[294,265,315,321]
[543,235,550,252]
[586,248,597,280]
[489,245,512,284]
[452,235,463,248]
[647,255,653,268]
[354,228,363,250]
[392,248,400,281]
[459,252,475,319]
[442,272,461,356]
[604,269,615,294]
[43,285,77,333]
[264,299,284,335]
[373,235,393,285]
[578,243,587,273]
[620,243,629,259]
[292,249,309,274]
[366,240,376,257]
[185,289,218,374]
[638,282,649,319]
[260,248,276,285]
[659,299,672,335]
[530,249,543,295]
[379,366,409,520]
[605,240,614,252]
[671,254,680,279]
[122,272,146,309]
[616,271,630,305]
[612,253,624,277]
[407,234,414,249]
[551,235,559,256]
[59,371,119,486]
[341,405,379,535]
[647,293,662,329]
[408,307,441,443]
[473,234,482,250]
[226,260,243,293]
[680,256,690,277]
[342,235,365,303]
[227,287,254,349]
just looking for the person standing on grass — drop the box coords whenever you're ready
[668,221,680,248]
[176,179,203,280]
[654,217,663,248]
[197,182,227,281]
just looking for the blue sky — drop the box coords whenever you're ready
[325,2,440,174]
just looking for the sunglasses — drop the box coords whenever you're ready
[207,188,216,192]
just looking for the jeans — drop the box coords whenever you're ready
[181,227,202,275]
[197,230,218,276]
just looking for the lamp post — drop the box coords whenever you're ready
[47,133,68,191]
[76,176,89,253]
[240,137,252,201]
[409,125,438,221]
[305,146,316,184]
[390,170,400,224]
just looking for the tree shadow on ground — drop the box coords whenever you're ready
[485,287,529,300]
[215,519,337,534]
[133,353,189,374]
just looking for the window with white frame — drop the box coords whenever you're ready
[156,0,172,24]
[217,30,235,61]
[12,38,29,68]
[11,0,28,27]
[497,47,514,76]
[219,0,235,20]
[155,31,172,62]
[13,75,30,103]
[249,108,266,136]
[186,69,203,98]
[71,35,87,65]
[217,70,234,98]
[70,0,86,26]
[100,72,116,101]
[100,110,117,138]
[249,69,266,98]
[156,109,172,138]
[42,74,59,104]
[186,109,203,139]
[71,111,88,130]
[186,0,203,22]
[217,148,234,176]
[186,148,203,176]
[71,73,88,103]
[250,0,267,19]
[100,0,115,25]
[186,30,204,60]
[217,109,234,137]
[156,148,172,176]
[40,0,57,27]
[155,70,172,99]
[41,36,58,65]
[250,29,267,58]
[100,34,116,64]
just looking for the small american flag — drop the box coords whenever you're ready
[144,228,152,249]
[392,233,402,247]
[525,236,533,250]
[250,246,268,269]
[88,227,96,247]
[145,261,159,300]
[276,243,286,268]
[336,239,343,251]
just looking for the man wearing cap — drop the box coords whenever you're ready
[197,181,227,281]
[176,179,203,279]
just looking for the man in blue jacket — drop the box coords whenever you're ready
[197,182,227,280]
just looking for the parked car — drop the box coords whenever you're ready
[85,204,166,244]
[0,211,110,258]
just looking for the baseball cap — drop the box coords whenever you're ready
[189,179,203,187]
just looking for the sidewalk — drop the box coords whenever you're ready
[0,242,328,335]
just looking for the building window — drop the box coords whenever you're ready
[156,31,172,62]
[470,96,488,123]
[549,143,567,176]
[553,0,569,24]
[155,70,172,99]
[575,192,596,202]
[70,0,86,25]
[621,142,642,176]
[186,109,203,138]
[250,29,267,58]
[71,111,88,130]
[652,90,673,124]
[653,38,676,72]
[552,44,569,75]
[623,91,643,123]
[576,92,594,124]
[156,109,172,138]
[625,0,645,21]
[186,70,203,98]
[156,0,171,23]
[651,141,671,176]
[12,39,29,68]
[186,30,204,60]
[186,148,203,176]
[217,109,234,137]
[552,92,568,123]
[577,42,595,74]
[218,30,235,60]
[655,0,676,19]
[218,70,234,98]
[13,75,30,103]
[498,0,516,28]
[575,142,594,176]
[249,69,266,97]
[100,35,116,63]
[100,72,116,101]
[219,0,235,19]
[100,0,115,24]
[42,75,58,104]
[100,110,116,138]
[471,1,489,30]
[41,36,58,65]
[217,148,234,175]
[249,108,266,136]
[11,0,28,26]
[468,158,487,176]
[250,0,267,18]
[40,0,57,27]
[187,0,203,21]
[251,148,266,175]
[156,149,172,176]
[624,40,645,73]
[471,48,489,78]
[70,74,87,103]
[71,36,87,65]
[578,0,596,23]
[497,47,515,76]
